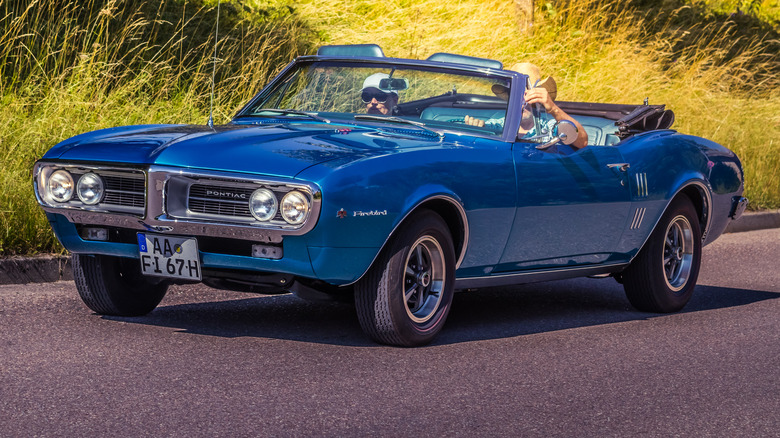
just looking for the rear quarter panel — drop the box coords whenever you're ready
[615,130,744,257]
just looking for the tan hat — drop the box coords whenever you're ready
[507,62,558,101]
[537,76,557,101]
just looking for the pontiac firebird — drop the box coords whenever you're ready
[34,44,747,346]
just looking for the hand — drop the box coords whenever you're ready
[523,87,555,112]
[463,115,485,127]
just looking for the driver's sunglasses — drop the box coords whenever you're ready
[362,91,390,103]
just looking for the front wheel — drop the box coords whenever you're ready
[622,196,702,312]
[73,254,168,316]
[355,210,456,347]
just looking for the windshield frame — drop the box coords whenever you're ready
[234,56,525,143]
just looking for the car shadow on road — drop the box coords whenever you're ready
[103,278,780,347]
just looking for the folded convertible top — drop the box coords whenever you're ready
[556,101,675,139]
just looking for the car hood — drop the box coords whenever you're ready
[45,122,429,178]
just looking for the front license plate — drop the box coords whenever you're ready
[137,233,202,281]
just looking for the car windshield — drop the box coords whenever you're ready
[241,61,511,137]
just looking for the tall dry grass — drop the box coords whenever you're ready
[2,0,778,255]
[298,0,780,209]
[1,0,313,254]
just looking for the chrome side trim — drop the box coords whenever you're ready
[635,172,648,198]
[630,207,646,230]
[627,180,712,265]
[455,263,628,289]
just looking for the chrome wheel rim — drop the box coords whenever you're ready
[403,236,446,324]
[663,215,694,292]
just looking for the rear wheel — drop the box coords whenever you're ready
[622,196,702,312]
[73,254,168,316]
[355,210,456,347]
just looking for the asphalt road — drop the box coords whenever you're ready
[1,229,778,437]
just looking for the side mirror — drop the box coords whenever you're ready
[536,120,578,150]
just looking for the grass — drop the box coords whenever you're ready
[1,0,778,255]
[295,0,780,208]
[1,0,313,255]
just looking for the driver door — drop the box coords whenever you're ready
[495,141,633,272]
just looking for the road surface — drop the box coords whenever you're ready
[1,229,778,436]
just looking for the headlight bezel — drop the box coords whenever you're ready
[34,163,147,216]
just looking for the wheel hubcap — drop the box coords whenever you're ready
[404,236,446,324]
[663,215,694,292]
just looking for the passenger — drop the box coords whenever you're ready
[361,73,399,115]
[465,63,588,149]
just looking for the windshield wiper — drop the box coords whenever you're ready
[240,109,331,124]
[354,115,443,139]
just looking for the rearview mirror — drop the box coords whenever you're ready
[379,78,409,91]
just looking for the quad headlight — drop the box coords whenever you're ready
[48,170,75,203]
[281,191,309,225]
[249,188,278,221]
[76,173,104,205]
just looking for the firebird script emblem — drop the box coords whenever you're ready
[337,209,388,218]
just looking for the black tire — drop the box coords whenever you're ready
[622,196,702,312]
[355,210,456,347]
[73,254,168,316]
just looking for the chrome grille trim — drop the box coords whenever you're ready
[187,184,255,218]
[34,163,321,242]
[33,163,146,216]
[150,166,322,242]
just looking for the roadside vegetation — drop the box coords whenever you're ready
[2,0,778,255]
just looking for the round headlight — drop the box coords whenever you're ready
[48,170,74,203]
[249,188,278,221]
[281,191,309,225]
[77,173,104,205]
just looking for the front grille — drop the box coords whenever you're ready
[188,184,254,218]
[63,169,145,215]
[102,174,145,208]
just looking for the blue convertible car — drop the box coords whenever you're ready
[34,44,747,346]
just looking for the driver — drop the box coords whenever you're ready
[465,63,588,149]
[361,73,399,115]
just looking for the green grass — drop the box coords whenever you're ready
[1,0,779,255]
[1,0,313,255]
[295,0,780,208]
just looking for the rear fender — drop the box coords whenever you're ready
[627,178,711,265]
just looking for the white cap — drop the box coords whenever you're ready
[362,73,398,95]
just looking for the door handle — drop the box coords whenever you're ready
[607,163,631,172]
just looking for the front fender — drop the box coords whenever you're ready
[297,142,514,284]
